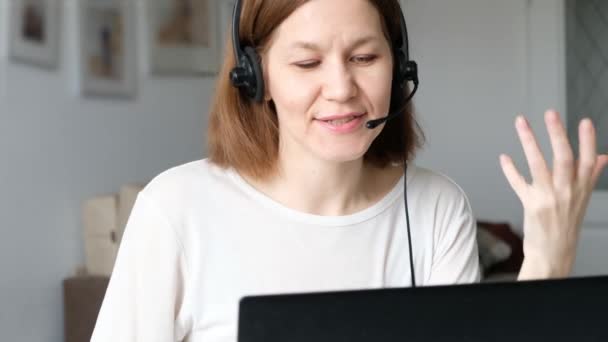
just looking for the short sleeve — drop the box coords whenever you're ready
[90,192,191,341]
[426,188,481,286]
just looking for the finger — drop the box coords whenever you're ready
[577,118,597,182]
[515,115,552,187]
[545,110,575,188]
[500,154,528,200]
[591,154,608,187]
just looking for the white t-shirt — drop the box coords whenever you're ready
[91,159,480,342]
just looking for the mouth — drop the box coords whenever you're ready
[315,113,367,126]
[314,113,367,133]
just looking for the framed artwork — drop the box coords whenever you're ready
[78,0,136,98]
[147,0,219,75]
[9,0,60,68]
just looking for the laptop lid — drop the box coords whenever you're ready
[237,276,608,342]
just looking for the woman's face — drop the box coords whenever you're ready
[263,0,394,164]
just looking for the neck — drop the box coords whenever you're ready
[273,153,372,216]
[242,138,405,216]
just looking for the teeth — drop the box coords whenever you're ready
[326,116,356,125]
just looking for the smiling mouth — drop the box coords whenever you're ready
[324,117,358,126]
[317,114,366,126]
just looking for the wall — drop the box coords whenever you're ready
[403,0,530,226]
[1,0,6,97]
[1,0,606,341]
[0,1,212,341]
[565,0,608,190]
[405,0,607,276]
[526,0,608,275]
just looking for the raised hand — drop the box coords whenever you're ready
[499,110,608,280]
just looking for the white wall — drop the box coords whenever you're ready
[0,1,213,341]
[404,0,530,226]
[1,0,606,341]
[404,0,608,277]
[526,0,608,276]
[1,0,7,97]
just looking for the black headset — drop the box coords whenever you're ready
[229,0,418,288]
[229,0,418,105]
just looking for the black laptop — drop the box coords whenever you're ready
[237,276,608,342]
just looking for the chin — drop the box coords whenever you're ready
[299,132,377,164]
[314,146,369,164]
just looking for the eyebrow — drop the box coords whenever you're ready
[288,35,381,51]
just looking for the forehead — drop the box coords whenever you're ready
[270,0,388,50]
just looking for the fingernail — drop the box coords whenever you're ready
[516,115,527,128]
[579,118,592,132]
[583,117,593,127]
[546,110,558,122]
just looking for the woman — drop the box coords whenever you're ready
[91,0,607,341]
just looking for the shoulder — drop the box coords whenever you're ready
[138,158,234,219]
[408,166,480,284]
[407,164,470,205]
[406,164,475,230]
[141,159,224,196]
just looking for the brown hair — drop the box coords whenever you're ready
[207,0,425,180]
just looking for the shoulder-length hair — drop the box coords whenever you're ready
[208,0,425,180]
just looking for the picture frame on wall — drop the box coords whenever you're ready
[147,0,220,75]
[78,0,136,98]
[9,0,60,68]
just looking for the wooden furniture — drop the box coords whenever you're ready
[63,276,109,342]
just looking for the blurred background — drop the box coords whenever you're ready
[0,0,606,341]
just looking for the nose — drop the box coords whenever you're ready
[321,59,358,102]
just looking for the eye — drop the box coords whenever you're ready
[351,55,377,65]
[294,60,320,69]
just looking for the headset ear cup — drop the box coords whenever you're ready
[395,49,408,88]
[243,46,265,102]
[395,55,418,89]
[403,61,418,84]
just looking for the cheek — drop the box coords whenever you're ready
[267,68,317,121]
[369,69,394,113]
[353,84,391,119]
